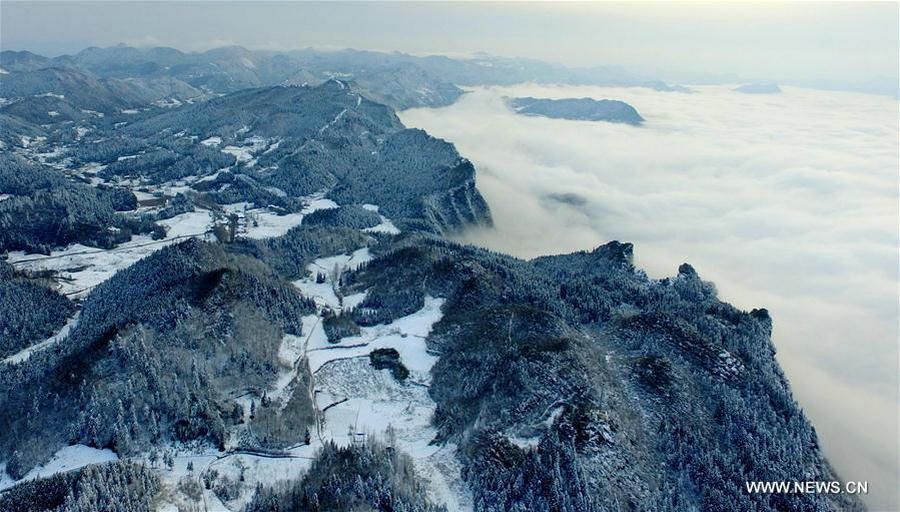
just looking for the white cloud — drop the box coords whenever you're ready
[400,84,899,510]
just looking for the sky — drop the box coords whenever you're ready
[1,2,898,91]
[400,83,899,510]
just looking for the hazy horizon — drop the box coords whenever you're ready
[2,2,898,95]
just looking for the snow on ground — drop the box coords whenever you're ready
[361,204,401,235]
[132,189,157,201]
[221,136,268,163]
[507,405,565,449]
[3,312,80,366]
[342,291,368,310]
[78,162,106,175]
[6,210,214,298]
[221,145,253,163]
[200,136,222,147]
[264,186,287,198]
[262,139,282,154]
[154,98,183,108]
[364,216,401,235]
[306,296,442,377]
[216,191,338,241]
[158,210,214,238]
[0,194,11,202]
[306,296,472,510]
[293,248,372,311]
[155,449,313,512]
[242,211,303,239]
[121,109,140,114]
[319,108,348,134]
[302,194,339,214]
[0,445,118,491]
[270,315,323,405]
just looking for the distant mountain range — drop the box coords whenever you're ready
[0,44,690,112]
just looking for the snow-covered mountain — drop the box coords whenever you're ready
[0,49,861,512]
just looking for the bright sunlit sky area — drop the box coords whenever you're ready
[1,2,898,91]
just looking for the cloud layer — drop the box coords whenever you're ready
[400,84,899,509]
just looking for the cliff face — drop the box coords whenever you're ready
[421,161,493,235]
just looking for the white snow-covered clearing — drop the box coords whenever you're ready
[306,296,471,510]
[293,248,372,311]
[0,445,118,491]
[270,315,322,405]
[242,211,303,239]
[361,204,401,235]
[200,136,222,147]
[154,98,182,108]
[342,291,368,310]
[158,210,214,238]
[5,210,214,298]
[303,196,338,213]
[155,449,312,512]
[221,136,268,163]
[306,296,441,377]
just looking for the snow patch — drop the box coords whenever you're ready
[308,296,472,510]
[242,211,303,239]
[293,248,372,311]
[3,313,80,366]
[0,445,118,491]
[6,210,214,298]
[201,136,222,147]
[361,204,401,234]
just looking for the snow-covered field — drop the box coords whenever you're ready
[150,290,469,511]
[293,248,372,311]
[362,204,401,235]
[3,191,348,303]
[308,295,471,511]
[0,445,118,491]
[6,210,215,299]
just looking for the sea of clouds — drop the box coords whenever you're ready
[400,83,899,509]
